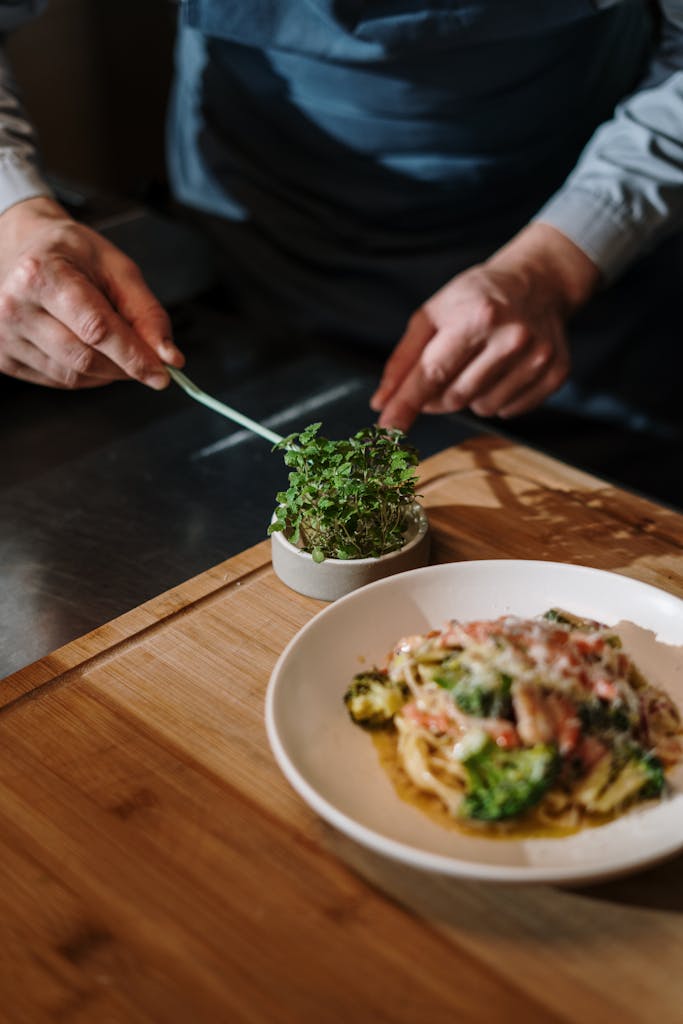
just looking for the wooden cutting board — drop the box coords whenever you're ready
[2,436,683,1024]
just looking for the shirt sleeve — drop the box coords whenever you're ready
[535,0,683,281]
[0,1,52,215]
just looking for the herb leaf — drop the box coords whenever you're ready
[268,424,420,561]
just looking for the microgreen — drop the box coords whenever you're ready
[268,423,419,563]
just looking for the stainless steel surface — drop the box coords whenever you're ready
[0,299,476,678]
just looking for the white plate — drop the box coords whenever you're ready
[265,560,683,885]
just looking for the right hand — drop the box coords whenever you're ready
[0,196,184,389]
[371,223,600,431]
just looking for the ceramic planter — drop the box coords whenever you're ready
[270,502,430,601]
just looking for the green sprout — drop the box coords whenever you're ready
[268,423,419,562]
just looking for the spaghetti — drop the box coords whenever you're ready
[344,610,683,833]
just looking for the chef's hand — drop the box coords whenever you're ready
[0,196,184,389]
[371,223,600,431]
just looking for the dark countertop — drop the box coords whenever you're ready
[0,295,476,678]
[3,207,681,680]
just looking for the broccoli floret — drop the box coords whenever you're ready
[435,661,512,719]
[543,608,612,636]
[586,742,665,814]
[343,671,409,729]
[543,608,576,627]
[578,698,634,734]
[639,751,666,798]
[457,735,559,821]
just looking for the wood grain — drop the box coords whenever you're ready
[1,437,682,1024]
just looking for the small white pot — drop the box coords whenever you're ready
[270,502,430,602]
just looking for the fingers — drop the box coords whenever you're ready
[485,337,568,418]
[0,333,123,389]
[496,349,570,417]
[376,317,569,429]
[370,310,434,413]
[101,249,184,368]
[0,210,184,390]
[423,329,569,419]
[34,260,172,389]
[466,322,569,418]
[376,323,487,432]
[421,322,532,415]
[28,310,128,383]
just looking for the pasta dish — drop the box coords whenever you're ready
[343,610,683,833]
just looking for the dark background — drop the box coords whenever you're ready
[7,0,176,200]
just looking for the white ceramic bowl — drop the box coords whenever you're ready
[270,502,430,601]
[266,560,683,884]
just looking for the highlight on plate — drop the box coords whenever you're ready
[343,610,683,835]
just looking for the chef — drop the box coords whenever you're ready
[0,1,682,439]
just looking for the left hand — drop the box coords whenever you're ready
[371,223,600,432]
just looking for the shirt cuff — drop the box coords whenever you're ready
[533,188,645,284]
[0,153,52,216]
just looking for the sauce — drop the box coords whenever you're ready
[370,730,613,840]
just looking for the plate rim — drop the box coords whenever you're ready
[265,559,683,885]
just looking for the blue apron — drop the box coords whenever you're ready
[168,2,653,364]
